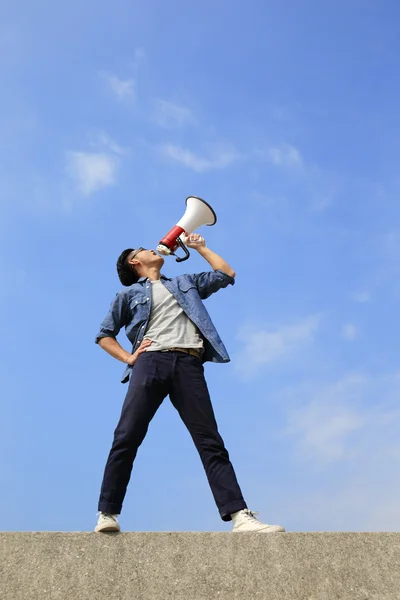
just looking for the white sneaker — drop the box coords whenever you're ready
[231,509,285,533]
[94,512,120,533]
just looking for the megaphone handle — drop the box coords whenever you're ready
[174,237,191,262]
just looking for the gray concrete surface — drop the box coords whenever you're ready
[1,532,400,600]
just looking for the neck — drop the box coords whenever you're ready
[139,267,161,281]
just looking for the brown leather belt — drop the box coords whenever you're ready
[162,347,203,360]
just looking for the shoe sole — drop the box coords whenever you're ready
[94,525,120,533]
[233,527,286,533]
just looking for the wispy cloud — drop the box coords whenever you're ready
[96,132,126,156]
[153,99,194,128]
[263,143,303,169]
[254,142,341,218]
[310,195,333,213]
[351,291,371,303]
[103,74,135,100]
[285,375,366,463]
[132,47,146,73]
[282,372,400,467]
[235,314,322,379]
[351,229,400,299]
[66,151,118,196]
[160,144,238,172]
[341,323,358,341]
[275,373,400,530]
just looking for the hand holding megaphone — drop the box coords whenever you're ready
[157,196,216,262]
[181,232,206,248]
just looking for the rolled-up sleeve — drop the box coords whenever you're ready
[95,292,129,344]
[192,270,235,300]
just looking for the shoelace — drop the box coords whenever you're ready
[243,509,266,524]
[97,512,117,520]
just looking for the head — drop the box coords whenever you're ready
[116,247,165,286]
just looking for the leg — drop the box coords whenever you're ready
[98,352,169,514]
[169,353,247,521]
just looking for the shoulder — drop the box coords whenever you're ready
[116,282,145,302]
[163,273,195,285]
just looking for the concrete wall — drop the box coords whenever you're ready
[1,532,400,600]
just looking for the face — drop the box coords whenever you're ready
[129,248,164,271]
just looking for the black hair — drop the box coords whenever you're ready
[116,248,139,286]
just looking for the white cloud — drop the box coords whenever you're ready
[96,132,126,156]
[285,375,366,463]
[66,152,118,196]
[153,100,194,128]
[129,47,147,75]
[265,143,303,168]
[235,314,322,379]
[273,372,400,530]
[133,46,146,65]
[310,195,333,213]
[104,74,135,100]
[351,291,371,303]
[160,144,238,172]
[242,370,400,531]
[341,323,358,341]
[282,372,400,466]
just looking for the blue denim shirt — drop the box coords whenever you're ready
[95,270,235,383]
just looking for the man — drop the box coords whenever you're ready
[94,232,285,534]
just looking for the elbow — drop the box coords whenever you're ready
[98,335,115,349]
[218,267,235,279]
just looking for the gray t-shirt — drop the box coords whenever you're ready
[144,279,204,352]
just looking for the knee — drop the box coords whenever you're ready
[112,424,148,451]
[200,438,230,461]
[110,430,131,453]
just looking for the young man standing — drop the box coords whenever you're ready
[94,233,285,534]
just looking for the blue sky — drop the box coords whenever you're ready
[1,0,400,532]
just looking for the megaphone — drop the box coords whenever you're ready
[157,196,217,262]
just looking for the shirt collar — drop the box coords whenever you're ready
[138,274,171,282]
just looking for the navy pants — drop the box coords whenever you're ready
[98,351,247,521]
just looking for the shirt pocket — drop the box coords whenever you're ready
[128,296,149,325]
[178,281,198,294]
[177,282,202,314]
[129,295,148,310]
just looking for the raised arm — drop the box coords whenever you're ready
[185,232,236,278]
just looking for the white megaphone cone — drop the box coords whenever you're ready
[157,196,217,262]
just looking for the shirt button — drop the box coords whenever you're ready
[146,297,150,301]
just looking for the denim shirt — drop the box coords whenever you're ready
[95,270,235,383]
